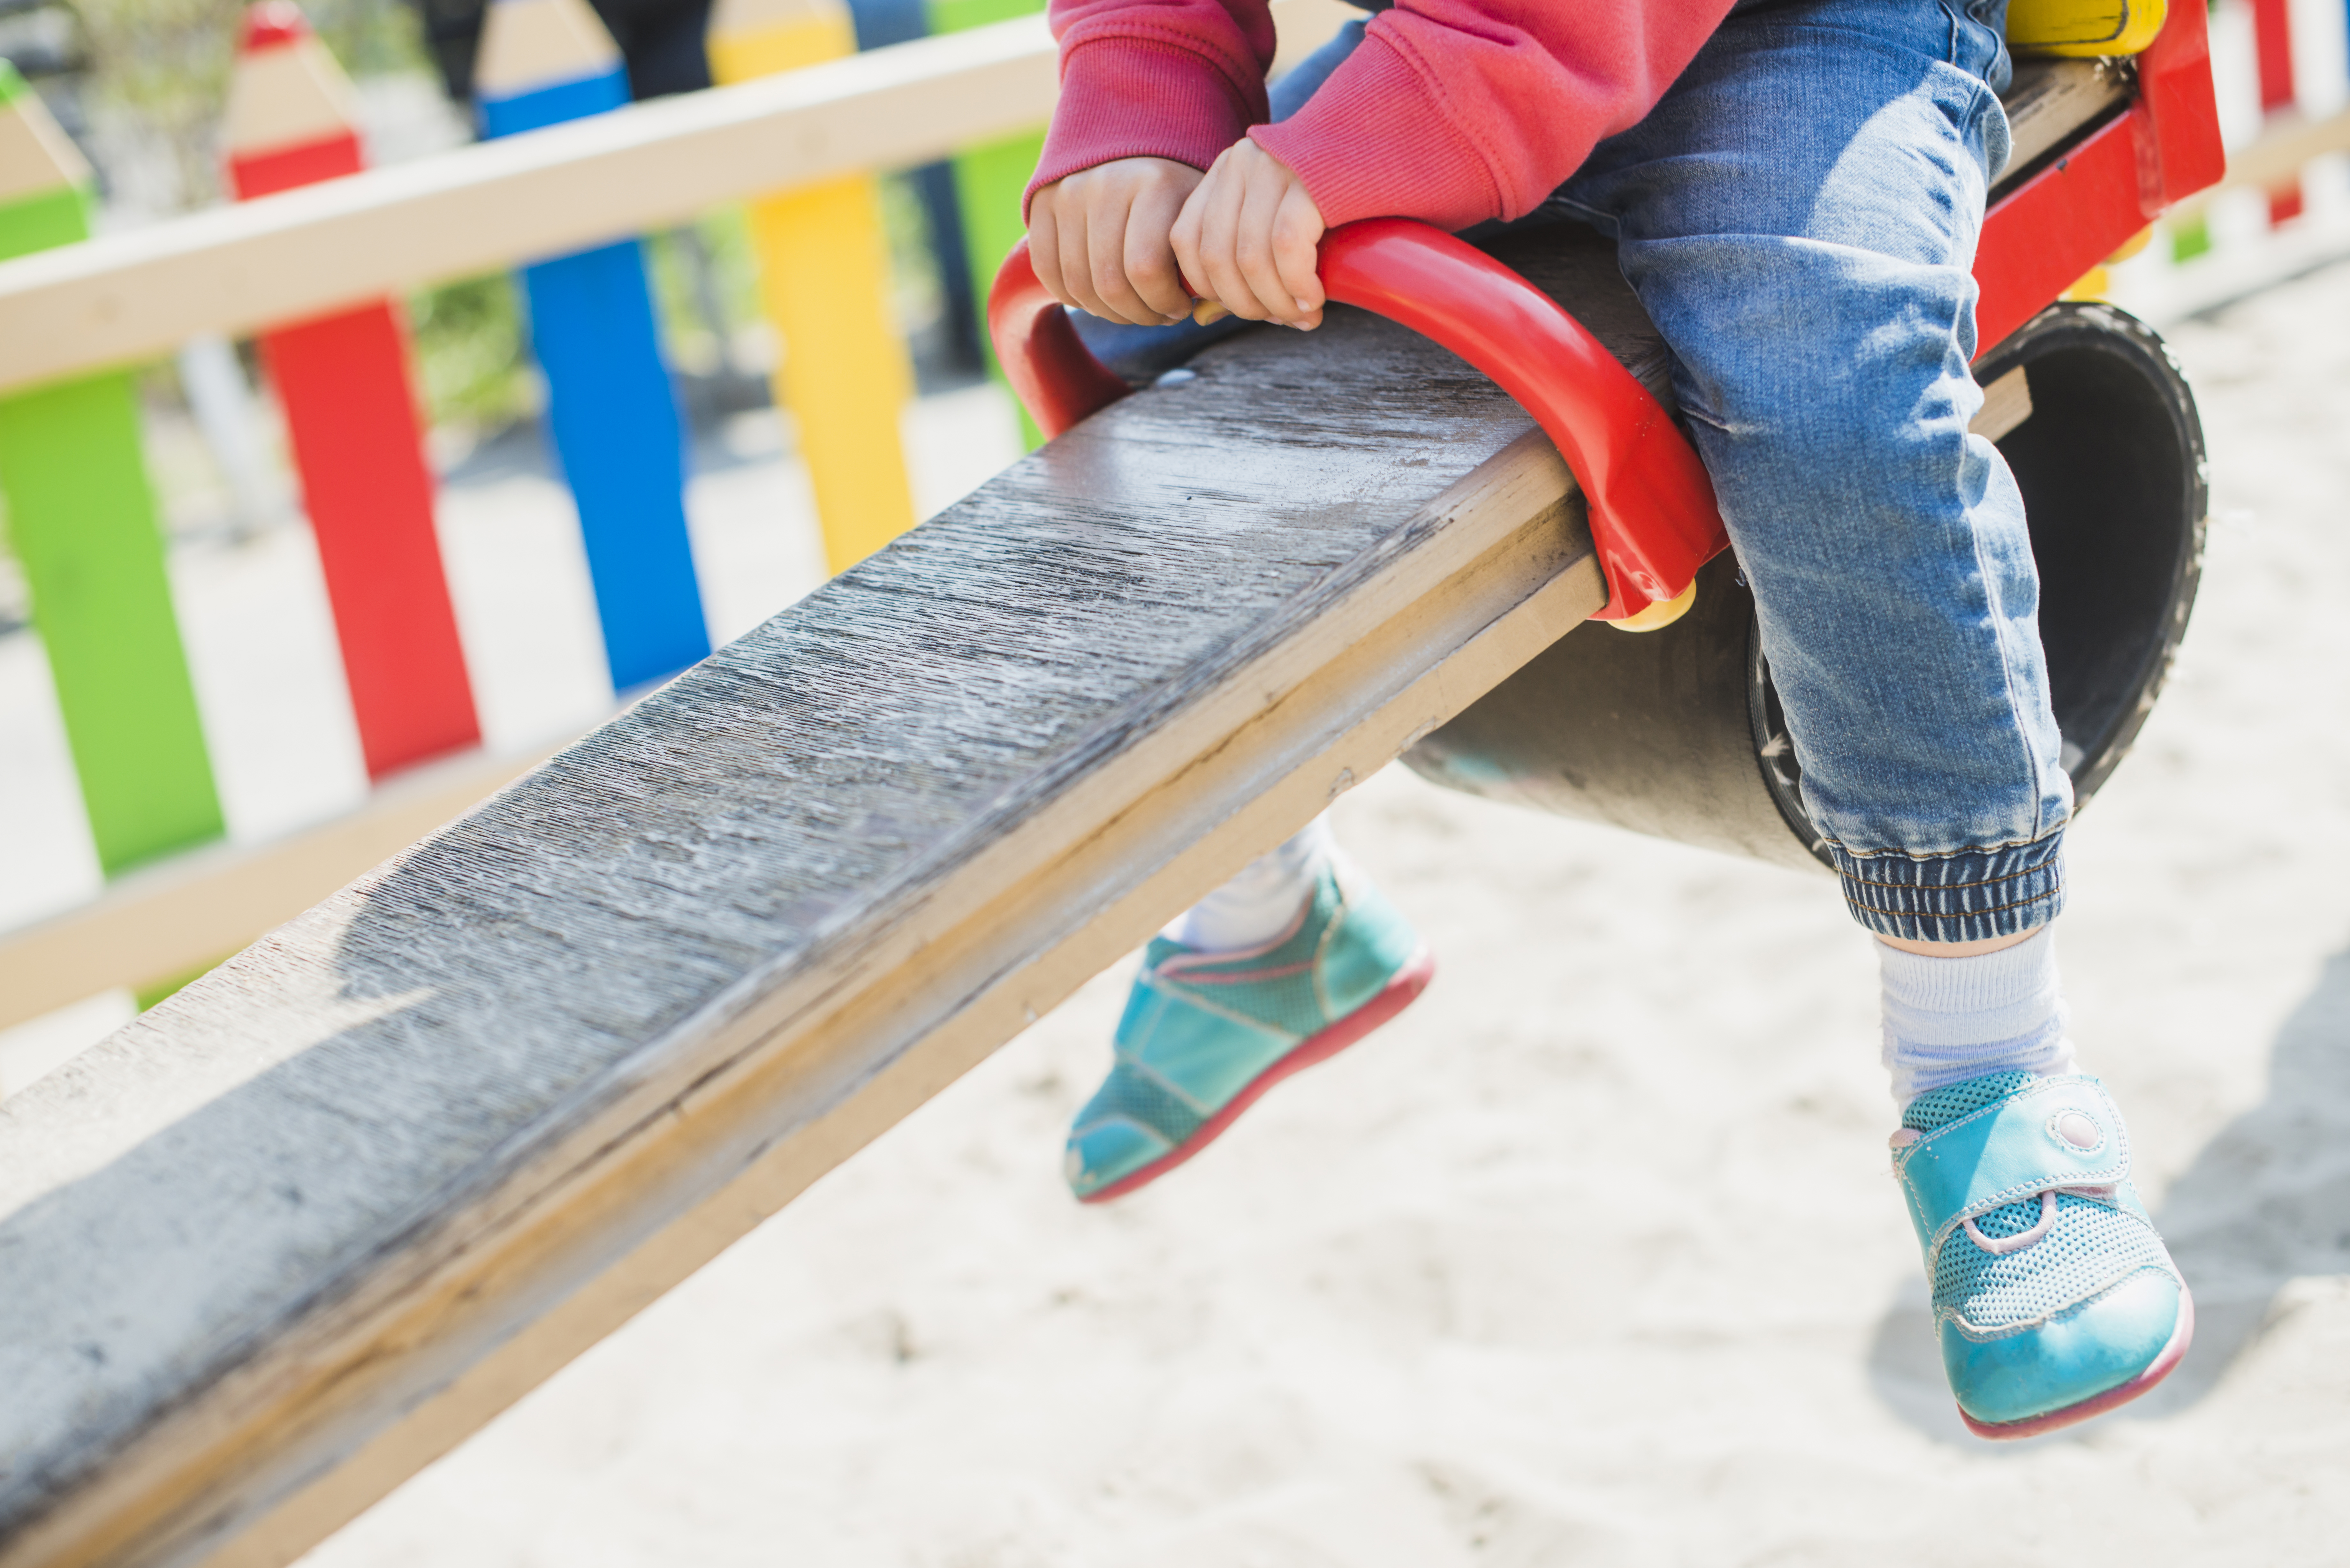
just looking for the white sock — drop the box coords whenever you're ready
[1878,926,2078,1108]
[1165,814,1334,953]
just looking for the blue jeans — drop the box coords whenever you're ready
[1559,0,2069,945]
[1095,0,2069,943]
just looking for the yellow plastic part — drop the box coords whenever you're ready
[1608,578,1699,633]
[2004,0,2168,58]
[709,0,919,572]
[2107,225,2155,264]
[2060,264,2111,301]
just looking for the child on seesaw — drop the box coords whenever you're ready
[1022,0,2190,1437]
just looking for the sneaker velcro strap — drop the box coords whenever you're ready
[1893,1076,2132,1255]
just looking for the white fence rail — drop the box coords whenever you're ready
[0,15,1059,397]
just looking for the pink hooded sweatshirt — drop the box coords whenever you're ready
[1025,0,1739,233]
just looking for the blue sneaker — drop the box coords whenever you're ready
[1891,1070,2194,1439]
[1065,859,1432,1203]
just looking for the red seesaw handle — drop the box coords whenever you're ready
[986,218,1729,624]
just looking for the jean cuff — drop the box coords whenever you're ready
[1826,829,2065,944]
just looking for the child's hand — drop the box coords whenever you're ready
[1028,157,1205,327]
[1173,139,1326,330]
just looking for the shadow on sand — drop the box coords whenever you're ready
[1867,943,2350,1446]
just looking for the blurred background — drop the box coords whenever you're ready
[0,0,987,532]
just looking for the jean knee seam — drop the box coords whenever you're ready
[1936,0,1963,64]
[1963,78,2007,184]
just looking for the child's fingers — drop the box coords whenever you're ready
[1084,192,1163,325]
[1028,201,1074,310]
[1123,176,1194,324]
[1190,155,1269,322]
[1171,174,1208,300]
[1271,182,1326,329]
[1174,149,1260,321]
[1123,225,1192,324]
[1054,208,1113,323]
[1034,159,1205,324]
[1234,157,1304,325]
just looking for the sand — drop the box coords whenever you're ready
[274,255,2350,1567]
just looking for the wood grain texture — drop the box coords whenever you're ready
[0,227,1649,1568]
[1997,57,2131,188]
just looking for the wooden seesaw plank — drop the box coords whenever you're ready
[0,229,1654,1568]
[2001,56,2131,176]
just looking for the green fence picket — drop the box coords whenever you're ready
[0,64,224,878]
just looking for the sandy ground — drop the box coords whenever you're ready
[258,258,2350,1566]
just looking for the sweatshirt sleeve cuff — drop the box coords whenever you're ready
[1025,35,1265,219]
[1249,32,1504,233]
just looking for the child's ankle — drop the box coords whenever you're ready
[1877,925,2077,1108]
[1163,816,1334,953]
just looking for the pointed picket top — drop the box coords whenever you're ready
[0,61,92,208]
[241,3,307,47]
[475,0,625,100]
[708,0,854,80]
[225,3,363,160]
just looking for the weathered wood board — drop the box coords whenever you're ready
[2000,56,2131,180]
[0,228,1652,1568]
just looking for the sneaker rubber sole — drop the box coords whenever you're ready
[1077,945,1435,1205]
[1959,1284,2196,1441]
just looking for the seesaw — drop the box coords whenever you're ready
[992,28,2216,873]
[0,8,2223,1566]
